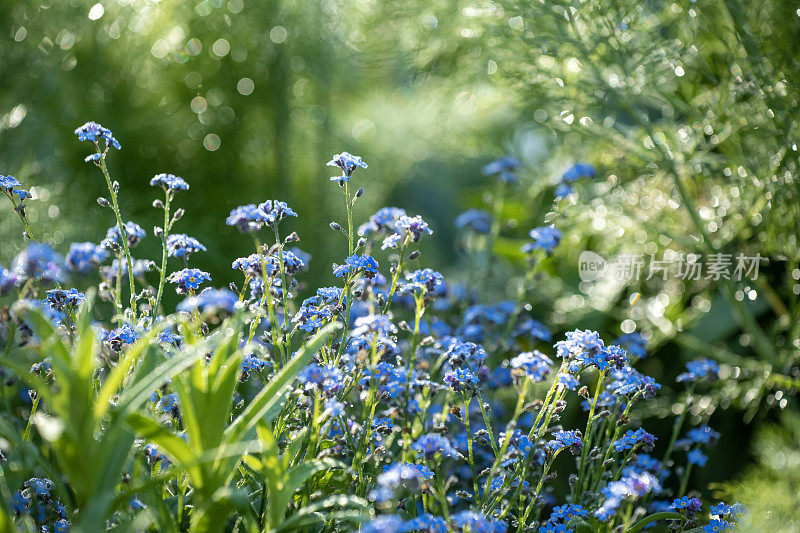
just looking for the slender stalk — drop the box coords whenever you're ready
[463,397,481,503]
[482,377,530,508]
[153,191,172,316]
[97,155,137,319]
[22,393,41,441]
[661,385,694,474]
[574,369,607,500]
[383,236,411,314]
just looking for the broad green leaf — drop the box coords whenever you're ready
[225,322,339,445]
[272,495,369,533]
[127,413,202,483]
[626,511,683,533]
[95,329,158,420]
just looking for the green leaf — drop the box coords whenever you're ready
[95,329,158,420]
[272,495,369,533]
[626,511,683,533]
[225,322,340,445]
[127,413,203,483]
[116,343,206,418]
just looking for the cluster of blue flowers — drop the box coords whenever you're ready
[0,123,753,533]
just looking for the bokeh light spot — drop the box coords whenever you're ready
[237,77,254,95]
[88,4,104,20]
[203,133,220,151]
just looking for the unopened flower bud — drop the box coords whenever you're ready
[173,208,185,221]
[152,199,164,209]
[284,232,299,244]
[356,187,364,198]
[112,181,120,193]
[97,197,109,207]
[408,250,421,260]
[330,222,342,231]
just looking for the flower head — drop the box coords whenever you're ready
[412,433,458,458]
[482,155,521,183]
[102,221,146,249]
[455,209,492,234]
[359,207,407,236]
[0,175,21,191]
[74,121,121,150]
[561,162,596,183]
[452,510,507,533]
[510,351,553,382]
[226,204,270,233]
[150,173,189,192]
[333,254,379,278]
[669,496,702,515]
[45,288,86,311]
[685,425,721,445]
[381,214,432,250]
[677,358,720,382]
[106,324,139,351]
[167,234,207,259]
[548,503,588,523]
[687,449,708,467]
[444,339,488,368]
[259,199,298,223]
[554,183,573,198]
[327,151,367,180]
[12,243,64,282]
[444,368,479,392]
[168,268,211,293]
[404,268,444,293]
[613,428,656,452]
[0,174,28,201]
[522,225,562,254]
[66,242,108,272]
[709,502,747,520]
[547,430,583,455]
[177,288,239,314]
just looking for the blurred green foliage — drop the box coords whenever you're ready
[0,0,515,293]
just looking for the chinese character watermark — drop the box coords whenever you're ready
[578,252,764,283]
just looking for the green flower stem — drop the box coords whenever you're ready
[333,183,356,362]
[588,390,643,495]
[22,393,40,441]
[678,462,693,498]
[477,398,499,458]
[97,154,137,320]
[247,236,285,364]
[495,378,568,518]
[383,235,411,314]
[272,225,290,333]
[482,377,530,512]
[113,251,124,316]
[153,191,172,316]
[354,334,380,496]
[574,369,608,500]
[402,294,425,457]
[518,453,558,530]
[661,385,694,475]
[463,396,481,504]
[528,364,568,440]
[4,190,33,240]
